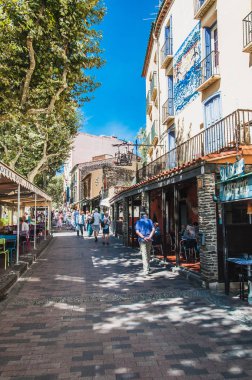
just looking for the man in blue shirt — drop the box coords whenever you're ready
[135,211,155,275]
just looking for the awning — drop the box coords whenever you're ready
[100,197,110,207]
[0,161,52,206]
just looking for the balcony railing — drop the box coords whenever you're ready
[151,120,158,145]
[197,50,220,91]
[150,72,157,100]
[162,98,175,124]
[194,0,216,19]
[146,90,152,114]
[161,38,173,68]
[243,11,252,53]
[137,109,252,181]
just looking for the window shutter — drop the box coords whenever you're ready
[205,27,212,79]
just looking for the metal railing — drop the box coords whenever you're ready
[162,98,174,124]
[194,0,205,15]
[150,72,157,98]
[243,11,252,49]
[198,50,220,85]
[161,37,173,65]
[137,109,252,181]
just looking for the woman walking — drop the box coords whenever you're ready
[102,211,111,245]
[86,211,93,237]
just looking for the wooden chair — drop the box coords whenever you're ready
[0,238,9,270]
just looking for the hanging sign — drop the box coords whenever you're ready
[220,173,252,202]
[220,159,245,182]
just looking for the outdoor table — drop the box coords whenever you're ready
[227,257,252,305]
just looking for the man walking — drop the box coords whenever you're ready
[135,210,155,275]
[77,210,85,237]
[91,208,101,242]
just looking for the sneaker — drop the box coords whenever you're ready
[95,237,98,242]
[106,242,109,245]
[143,270,151,276]
[102,242,105,245]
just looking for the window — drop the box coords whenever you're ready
[164,16,173,55]
[204,93,221,128]
[168,75,174,114]
[204,24,219,79]
[168,125,176,169]
[204,93,223,153]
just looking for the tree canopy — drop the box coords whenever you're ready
[0,0,105,184]
[46,175,64,209]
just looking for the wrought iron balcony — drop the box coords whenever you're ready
[196,50,220,92]
[161,38,173,69]
[146,90,152,115]
[137,109,252,181]
[243,11,252,53]
[194,0,216,20]
[151,120,158,146]
[162,98,175,124]
[150,72,157,101]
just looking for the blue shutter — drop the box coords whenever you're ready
[165,16,173,55]
[165,25,170,40]
[169,15,173,54]
[205,27,212,80]
[168,126,176,169]
[168,75,174,115]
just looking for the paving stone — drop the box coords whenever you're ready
[0,233,251,380]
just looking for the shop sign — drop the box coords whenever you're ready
[220,159,245,182]
[220,174,252,202]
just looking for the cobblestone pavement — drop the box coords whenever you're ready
[0,231,252,380]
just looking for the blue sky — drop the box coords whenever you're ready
[80,0,158,142]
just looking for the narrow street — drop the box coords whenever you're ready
[0,232,252,380]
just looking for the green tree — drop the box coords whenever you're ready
[46,175,64,209]
[0,0,105,184]
[136,127,148,165]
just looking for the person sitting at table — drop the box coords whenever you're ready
[182,222,197,260]
[153,222,162,245]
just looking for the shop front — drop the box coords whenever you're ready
[111,163,220,282]
[217,159,252,297]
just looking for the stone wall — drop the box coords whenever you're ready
[103,166,135,188]
[197,173,218,283]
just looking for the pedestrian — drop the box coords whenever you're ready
[86,211,93,237]
[91,208,101,242]
[101,211,111,245]
[57,211,63,229]
[76,210,85,237]
[135,210,155,276]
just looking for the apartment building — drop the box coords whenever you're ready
[63,133,124,207]
[111,0,252,287]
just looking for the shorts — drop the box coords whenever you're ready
[92,224,100,232]
[103,228,109,235]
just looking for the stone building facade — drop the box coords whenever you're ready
[111,0,252,288]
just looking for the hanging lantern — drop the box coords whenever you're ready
[115,144,133,166]
[247,202,252,214]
